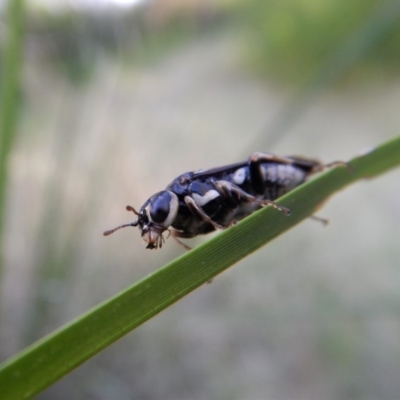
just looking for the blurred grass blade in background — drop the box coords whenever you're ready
[0,135,399,400]
[0,0,25,276]
[250,0,400,148]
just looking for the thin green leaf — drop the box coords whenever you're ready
[0,0,25,276]
[0,135,399,400]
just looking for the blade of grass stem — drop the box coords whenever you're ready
[0,135,399,400]
[0,0,25,276]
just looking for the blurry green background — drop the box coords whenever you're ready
[1,0,400,399]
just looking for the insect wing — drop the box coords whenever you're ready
[285,156,322,172]
[191,160,248,180]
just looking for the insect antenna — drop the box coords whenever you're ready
[103,222,138,236]
[103,205,140,236]
[126,205,140,215]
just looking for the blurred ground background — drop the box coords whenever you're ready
[1,0,400,399]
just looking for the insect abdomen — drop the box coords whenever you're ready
[260,164,308,200]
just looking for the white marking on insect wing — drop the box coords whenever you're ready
[278,164,306,186]
[263,165,277,181]
[192,189,220,206]
[277,164,289,181]
[287,165,306,184]
[233,167,246,185]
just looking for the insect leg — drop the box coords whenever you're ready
[171,230,196,250]
[215,180,291,215]
[310,215,329,226]
[184,195,227,230]
[310,160,352,173]
[284,156,352,173]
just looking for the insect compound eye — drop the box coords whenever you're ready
[148,190,179,228]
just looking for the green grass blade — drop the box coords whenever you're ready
[0,136,399,399]
[0,0,25,276]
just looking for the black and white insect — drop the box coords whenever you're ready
[104,152,341,249]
